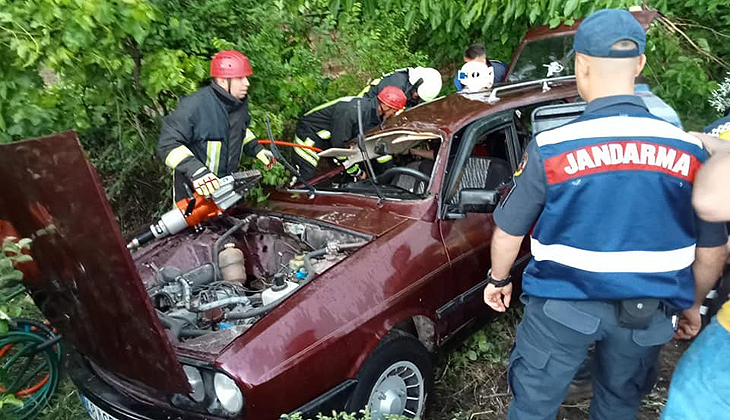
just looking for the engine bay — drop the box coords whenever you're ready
[133,213,368,342]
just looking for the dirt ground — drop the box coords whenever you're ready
[428,331,690,420]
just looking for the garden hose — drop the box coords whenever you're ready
[0,321,61,420]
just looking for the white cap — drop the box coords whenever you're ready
[409,67,442,102]
[458,61,494,93]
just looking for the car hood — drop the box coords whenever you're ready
[257,191,414,237]
[0,131,190,393]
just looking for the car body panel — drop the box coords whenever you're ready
[214,216,451,416]
[0,131,190,393]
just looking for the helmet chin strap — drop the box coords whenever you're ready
[226,79,232,95]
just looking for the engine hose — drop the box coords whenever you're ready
[0,332,60,419]
[212,215,255,282]
[302,241,369,285]
[192,296,251,312]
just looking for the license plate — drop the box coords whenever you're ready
[81,396,120,420]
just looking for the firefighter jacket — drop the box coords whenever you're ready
[157,82,263,201]
[293,96,381,171]
[360,69,410,99]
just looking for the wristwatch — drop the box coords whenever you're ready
[487,268,512,287]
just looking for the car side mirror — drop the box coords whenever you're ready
[458,188,500,213]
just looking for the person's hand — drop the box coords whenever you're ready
[257,149,277,169]
[483,282,513,312]
[674,306,701,340]
[689,131,730,155]
[191,171,220,197]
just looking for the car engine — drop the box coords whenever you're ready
[132,213,368,341]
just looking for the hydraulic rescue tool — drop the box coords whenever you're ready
[126,170,262,250]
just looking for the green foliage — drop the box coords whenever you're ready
[452,308,522,368]
[0,238,31,336]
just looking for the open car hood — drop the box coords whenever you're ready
[0,131,190,393]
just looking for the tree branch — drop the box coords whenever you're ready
[657,15,730,69]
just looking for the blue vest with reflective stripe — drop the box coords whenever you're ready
[523,110,708,309]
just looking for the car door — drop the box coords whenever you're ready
[435,111,520,338]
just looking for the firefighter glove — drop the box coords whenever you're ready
[191,169,220,197]
[256,149,277,169]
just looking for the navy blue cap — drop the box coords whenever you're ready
[574,9,646,58]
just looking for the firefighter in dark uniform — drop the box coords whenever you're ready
[293,86,406,180]
[158,50,276,201]
[482,9,728,420]
[359,67,442,108]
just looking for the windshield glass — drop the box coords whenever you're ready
[312,137,440,200]
[508,34,575,82]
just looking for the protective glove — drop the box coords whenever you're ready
[256,149,277,169]
[191,170,220,197]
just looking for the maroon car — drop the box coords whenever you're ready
[0,10,665,420]
[0,76,579,420]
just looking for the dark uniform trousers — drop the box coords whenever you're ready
[508,295,675,420]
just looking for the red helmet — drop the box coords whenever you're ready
[210,50,253,78]
[377,86,407,110]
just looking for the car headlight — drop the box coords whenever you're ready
[214,372,243,414]
[183,365,205,403]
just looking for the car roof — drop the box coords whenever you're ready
[373,80,579,139]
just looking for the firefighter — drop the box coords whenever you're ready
[293,86,407,180]
[482,9,727,420]
[158,50,276,201]
[359,67,442,108]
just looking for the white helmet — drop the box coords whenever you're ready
[408,67,442,102]
[458,61,494,93]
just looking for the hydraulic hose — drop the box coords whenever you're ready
[302,241,369,285]
[257,140,323,153]
[0,331,60,419]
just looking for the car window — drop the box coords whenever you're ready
[509,34,575,82]
[443,116,516,208]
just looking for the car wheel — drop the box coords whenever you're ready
[346,332,433,420]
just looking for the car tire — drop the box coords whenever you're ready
[346,331,433,419]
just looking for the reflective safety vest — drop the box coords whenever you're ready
[524,112,708,309]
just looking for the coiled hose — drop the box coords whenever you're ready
[0,329,61,419]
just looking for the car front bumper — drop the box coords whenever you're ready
[68,352,227,420]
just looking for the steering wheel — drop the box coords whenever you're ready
[375,166,430,185]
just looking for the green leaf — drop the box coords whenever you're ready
[404,9,416,29]
[564,0,580,17]
[467,350,478,361]
[696,38,710,53]
[329,0,340,18]
[549,16,562,28]
[420,0,429,19]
